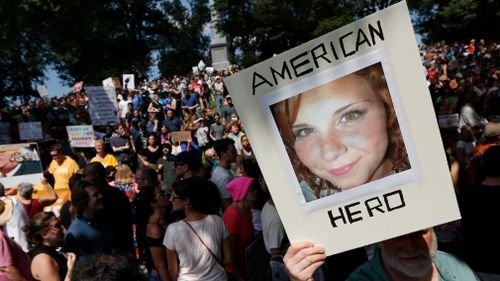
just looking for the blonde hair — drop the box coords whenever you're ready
[114,164,135,184]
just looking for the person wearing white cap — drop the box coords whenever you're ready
[0,196,32,281]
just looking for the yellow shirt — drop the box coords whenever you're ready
[91,154,119,168]
[48,156,80,191]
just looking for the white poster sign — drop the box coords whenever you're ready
[103,77,114,88]
[438,114,460,128]
[198,60,206,71]
[192,66,199,75]
[66,125,96,148]
[0,143,43,189]
[224,2,459,255]
[86,86,119,126]
[18,122,43,140]
[37,85,48,98]
[123,74,135,90]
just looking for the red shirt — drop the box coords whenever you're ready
[223,204,254,275]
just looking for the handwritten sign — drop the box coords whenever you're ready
[171,131,191,143]
[66,125,96,148]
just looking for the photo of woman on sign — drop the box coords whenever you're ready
[271,63,410,202]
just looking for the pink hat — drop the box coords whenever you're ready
[226,176,254,202]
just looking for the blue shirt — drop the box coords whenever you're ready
[64,217,114,258]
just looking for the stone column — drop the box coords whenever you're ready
[209,0,231,71]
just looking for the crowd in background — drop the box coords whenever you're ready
[0,39,499,281]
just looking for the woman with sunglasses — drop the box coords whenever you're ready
[145,186,172,281]
[23,212,77,281]
[164,177,232,281]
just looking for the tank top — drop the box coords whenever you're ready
[29,244,68,281]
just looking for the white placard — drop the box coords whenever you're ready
[0,143,43,189]
[438,114,460,128]
[123,74,135,90]
[66,125,96,148]
[86,86,119,126]
[223,1,459,255]
[103,77,114,88]
[37,85,48,98]
[198,60,206,71]
[18,122,43,140]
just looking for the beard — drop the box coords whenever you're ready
[381,232,438,278]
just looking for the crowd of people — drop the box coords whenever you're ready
[0,39,499,281]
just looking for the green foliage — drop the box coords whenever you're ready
[213,0,403,67]
[0,0,50,105]
[157,0,210,77]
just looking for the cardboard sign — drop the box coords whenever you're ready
[123,74,135,90]
[18,122,43,140]
[171,131,191,143]
[224,2,459,255]
[86,86,119,126]
[0,143,43,189]
[66,125,96,147]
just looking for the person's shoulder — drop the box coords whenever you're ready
[435,251,480,280]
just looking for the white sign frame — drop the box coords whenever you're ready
[223,2,460,255]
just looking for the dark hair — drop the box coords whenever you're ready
[83,162,106,186]
[483,145,500,177]
[213,138,235,157]
[23,212,56,250]
[172,177,221,214]
[71,180,97,216]
[161,143,172,151]
[73,254,146,281]
[69,173,84,191]
[137,166,158,187]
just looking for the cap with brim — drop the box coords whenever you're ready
[0,197,14,226]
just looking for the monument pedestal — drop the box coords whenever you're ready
[209,0,231,71]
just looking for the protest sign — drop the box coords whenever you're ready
[438,114,460,128]
[37,85,48,98]
[66,125,96,147]
[103,77,122,89]
[192,66,199,75]
[171,131,191,143]
[72,81,83,93]
[224,1,459,255]
[206,67,215,75]
[86,86,119,126]
[123,74,135,90]
[0,143,43,189]
[18,122,43,140]
[103,77,114,88]
[198,60,206,71]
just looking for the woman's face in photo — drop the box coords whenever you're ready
[292,74,390,190]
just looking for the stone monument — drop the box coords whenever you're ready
[209,0,231,71]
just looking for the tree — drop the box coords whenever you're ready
[0,0,51,106]
[156,0,211,77]
[212,0,402,67]
[410,0,500,43]
[45,0,162,85]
